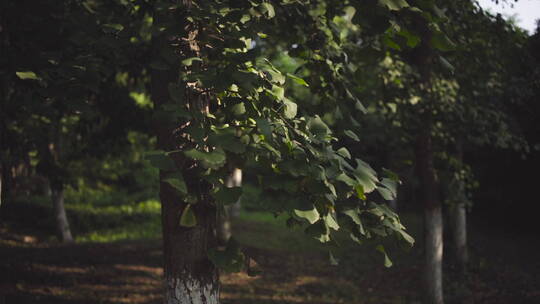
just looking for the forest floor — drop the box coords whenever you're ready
[1,199,539,304]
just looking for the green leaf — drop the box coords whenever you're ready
[336,173,356,187]
[305,220,330,242]
[184,148,226,169]
[307,116,330,137]
[329,251,339,266]
[353,159,379,193]
[163,173,188,195]
[283,100,298,119]
[377,187,394,201]
[439,55,455,72]
[379,178,397,200]
[182,57,202,66]
[102,23,124,33]
[398,230,415,245]
[376,245,393,268]
[337,147,351,159]
[270,85,285,101]
[294,206,320,224]
[208,238,245,272]
[355,184,367,200]
[379,0,409,11]
[344,130,359,141]
[179,204,197,227]
[208,133,246,154]
[15,71,39,80]
[324,213,340,231]
[260,2,275,18]
[431,32,455,52]
[145,151,176,170]
[212,187,242,205]
[231,102,246,116]
[286,73,309,87]
[255,119,272,138]
[342,209,362,226]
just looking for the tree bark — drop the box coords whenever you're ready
[0,163,3,208]
[416,130,444,304]
[51,187,73,243]
[216,168,242,245]
[152,3,220,303]
[452,200,467,272]
[451,141,468,273]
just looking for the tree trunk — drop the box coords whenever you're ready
[0,163,3,208]
[152,3,220,303]
[451,141,467,273]
[217,168,242,245]
[51,187,73,243]
[161,184,219,304]
[452,200,467,272]
[416,130,444,304]
[388,197,398,211]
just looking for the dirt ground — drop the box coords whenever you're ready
[1,221,539,304]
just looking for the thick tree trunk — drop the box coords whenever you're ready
[51,188,73,243]
[416,130,444,304]
[152,4,220,302]
[161,185,219,304]
[216,168,242,244]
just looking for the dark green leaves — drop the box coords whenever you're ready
[430,31,456,52]
[184,148,226,169]
[379,0,409,11]
[212,187,243,205]
[163,172,188,195]
[145,151,176,171]
[208,238,245,272]
[344,130,360,141]
[256,119,272,138]
[307,116,331,138]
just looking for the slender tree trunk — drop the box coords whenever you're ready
[152,3,220,303]
[388,197,398,211]
[0,163,3,208]
[452,200,467,272]
[51,187,73,243]
[228,168,242,218]
[451,141,467,273]
[416,128,444,304]
[217,167,242,245]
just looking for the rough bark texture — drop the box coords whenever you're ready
[152,3,220,303]
[416,130,444,304]
[216,168,242,245]
[51,188,73,243]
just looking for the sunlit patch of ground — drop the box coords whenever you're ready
[1,211,539,304]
